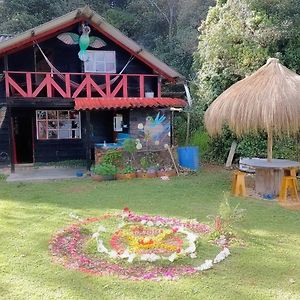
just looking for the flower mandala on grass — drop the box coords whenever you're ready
[49,209,231,280]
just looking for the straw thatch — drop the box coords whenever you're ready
[205,58,300,137]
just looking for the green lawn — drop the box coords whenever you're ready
[0,168,300,300]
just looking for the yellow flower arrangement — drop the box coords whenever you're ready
[118,225,180,254]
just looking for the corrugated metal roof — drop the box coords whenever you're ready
[0,6,185,82]
[74,97,187,110]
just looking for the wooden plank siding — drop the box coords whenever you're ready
[1,24,159,100]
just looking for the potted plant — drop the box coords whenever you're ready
[92,162,118,181]
[116,165,137,180]
[123,138,137,163]
[136,156,159,178]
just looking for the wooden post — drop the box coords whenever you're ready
[225,141,237,168]
[166,145,179,176]
[4,55,15,173]
[139,75,145,98]
[4,55,9,97]
[157,76,162,98]
[185,112,191,146]
[170,110,174,146]
[267,131,273,162]
[85,111,92,170]
[7,107,15,173]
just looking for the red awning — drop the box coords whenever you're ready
[74,97,187,110]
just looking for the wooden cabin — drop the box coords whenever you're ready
[0,6,187,171]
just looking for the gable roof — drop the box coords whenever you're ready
[0,6,185,83]
[0,34,12,43]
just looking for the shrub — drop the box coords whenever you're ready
[123,139,137,155]
[190,130,210,157]
[119,165,136,174]
[101,150,123,167]
[93,163,118,176]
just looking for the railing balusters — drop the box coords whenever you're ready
[26,73,32,97]
[65,73,71,98]
[86,74,92,98]
[105,74,111,96]
[4,71,160,99]
[46,73,52,97]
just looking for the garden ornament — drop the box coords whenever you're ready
[143,112,170,143]
[57,24,106,61]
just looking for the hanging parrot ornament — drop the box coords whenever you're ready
[57,24,106,61]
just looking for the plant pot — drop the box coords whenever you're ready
[92,174,115,181]
[102,175,116,181]
[157,169,177,177]
[91,174,103,182]
[116,173,137,180]
[137,171,157,178]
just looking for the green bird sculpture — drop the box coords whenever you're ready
[57,24,106,61]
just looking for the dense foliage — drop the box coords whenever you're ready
[190,0,300,162]
[0,0,214,76]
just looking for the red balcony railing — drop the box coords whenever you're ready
[4,71,161,99]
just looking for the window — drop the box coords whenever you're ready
[84,51,116,73]
[36,110,81,140]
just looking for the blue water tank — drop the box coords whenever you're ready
[177,146,200,171]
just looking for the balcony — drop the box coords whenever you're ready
[4,71,161,99]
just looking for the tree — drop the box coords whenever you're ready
[0,0,110,34]
[0,0,213,76]
[191,0,300,161]
[193,0,282,109]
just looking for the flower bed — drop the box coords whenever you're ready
[49,209,230,281]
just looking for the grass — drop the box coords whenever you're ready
[0,167,300,300]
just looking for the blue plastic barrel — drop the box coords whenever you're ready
[177,146,200,171]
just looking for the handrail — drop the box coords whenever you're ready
[4,71,161,99]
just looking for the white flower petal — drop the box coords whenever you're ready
[168,253,177,262]
[92,232,99,239]
[195,260,213,271]
[98,225,106,232]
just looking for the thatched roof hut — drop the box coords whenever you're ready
[204,58,300,160]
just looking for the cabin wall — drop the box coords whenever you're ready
[34,107,86,162]
[129,109,171,150]
[9,108,122,163]
[2,23,159,98]
[0,101,10,165]
[11,107,86,163]
[34,139,86,162]
[4,23,155,73]
[90,110,114,144]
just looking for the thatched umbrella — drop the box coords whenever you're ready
[205,58,300,161]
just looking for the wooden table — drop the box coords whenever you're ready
[239,158,300,195]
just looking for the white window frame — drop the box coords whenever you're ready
[84,50,116,73]
[36,110,81,140]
